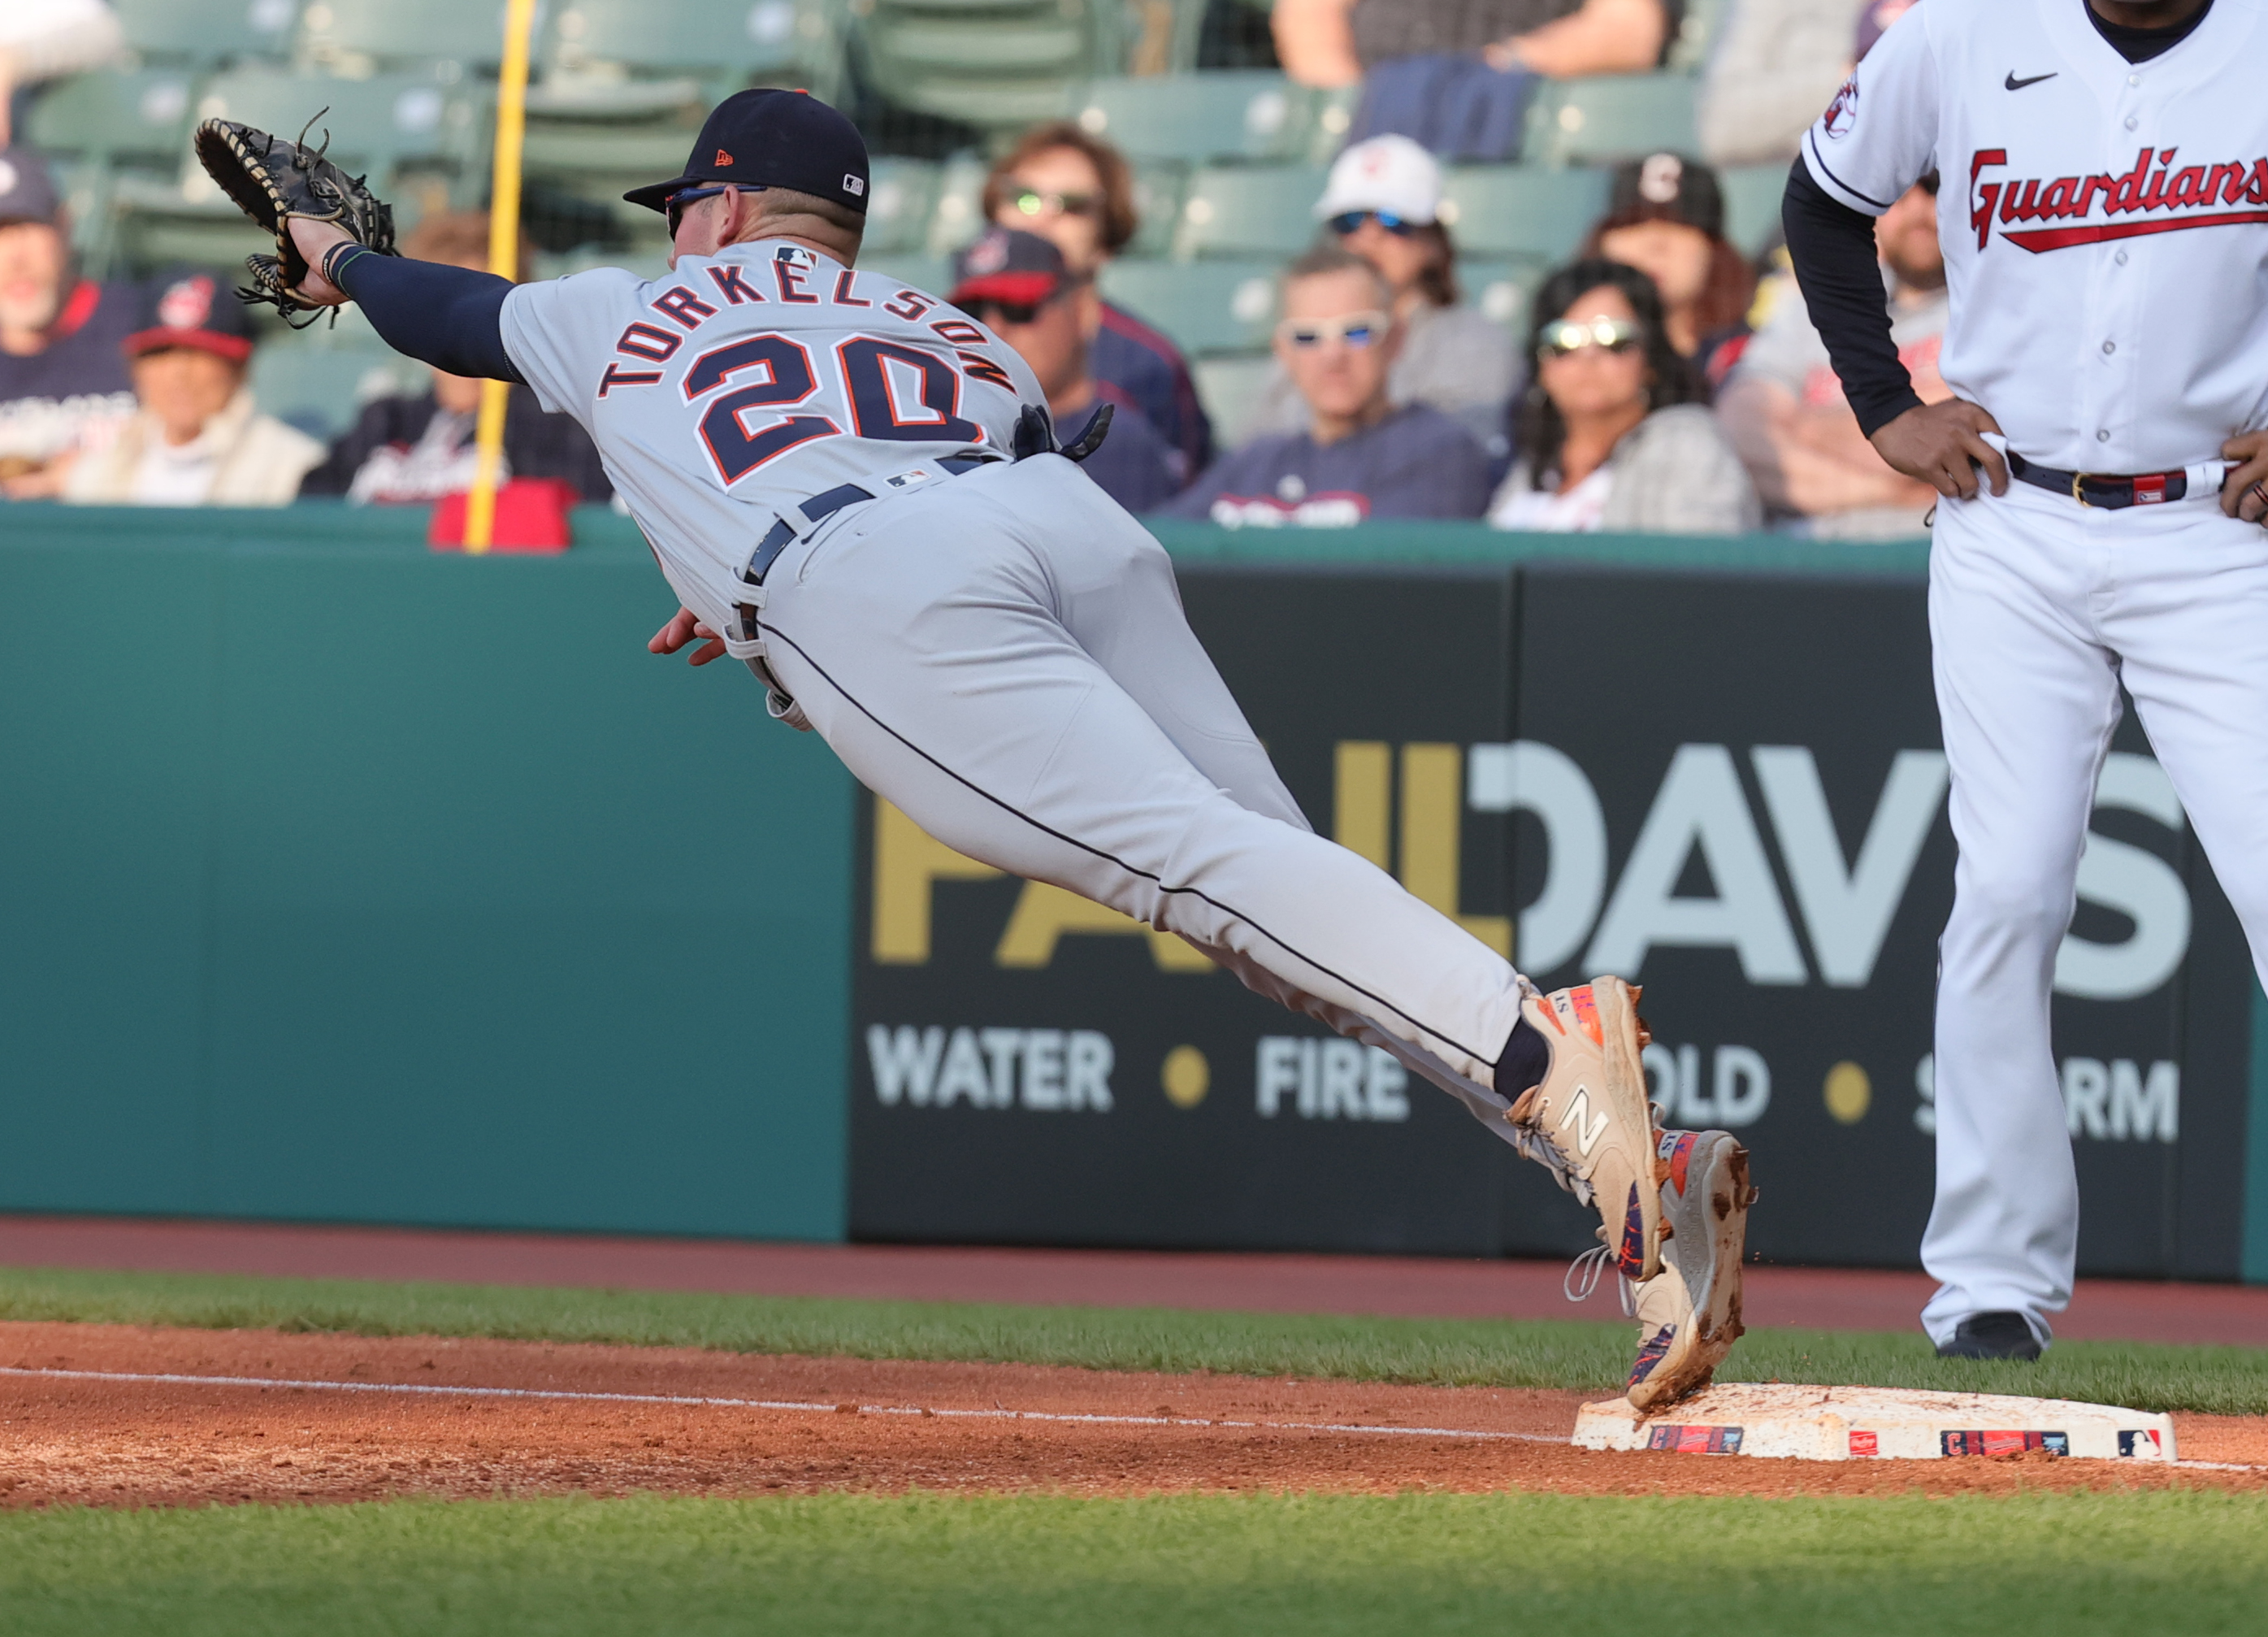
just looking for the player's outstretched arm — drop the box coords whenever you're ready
[2222,430,2268,524]
[1869,399,2010,502]
[284,216,525,384]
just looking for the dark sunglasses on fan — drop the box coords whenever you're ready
[1012,187,1099,219]
[1327,211,1419,237]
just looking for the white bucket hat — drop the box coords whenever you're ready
[1314,135,1442,227]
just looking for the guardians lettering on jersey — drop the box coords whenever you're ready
[1969,146,2268,251]
[588,258,1017,484]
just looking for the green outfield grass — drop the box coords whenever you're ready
[4,1264,2266,1415]
[2,1490,2264,1636]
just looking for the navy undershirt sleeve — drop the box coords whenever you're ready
[1780,159,1922,439]
[332,251,525,384]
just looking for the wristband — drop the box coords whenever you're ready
[322,241,374,290]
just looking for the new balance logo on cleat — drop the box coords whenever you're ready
[1559,1087,1609,1156]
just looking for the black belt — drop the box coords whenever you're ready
[2009,450,2188,510]
[739,454,993,591]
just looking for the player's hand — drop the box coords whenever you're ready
[649,606,729,667]
[1868,399,2010,502]
[2219,430,2268,524]
[284,217,356,306]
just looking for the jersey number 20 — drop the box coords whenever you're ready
[685,332,986,485]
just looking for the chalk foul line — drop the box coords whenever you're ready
[7,1367,2258,1470]
[0,1366,1567,1445]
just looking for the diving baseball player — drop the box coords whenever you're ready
[1786,0,2268,1358]
[201,89,1754,1405]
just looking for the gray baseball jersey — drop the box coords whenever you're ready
[501,242,1047,639]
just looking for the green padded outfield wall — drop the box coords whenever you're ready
[0,506,852,1240]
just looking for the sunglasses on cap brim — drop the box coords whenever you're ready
[1539,317,1641,357]
[1326,211,1420,237]
[1277,310,1391,349]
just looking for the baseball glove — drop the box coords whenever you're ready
[192,112,397,327]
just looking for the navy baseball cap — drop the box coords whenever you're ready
[0,149,63,226]
[950,228,1069,309]
[126,267,254,363]
[623,89,869,217]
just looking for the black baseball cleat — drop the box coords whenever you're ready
[1936,1311,2043,1361]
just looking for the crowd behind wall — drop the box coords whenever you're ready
[0,0,1935,536]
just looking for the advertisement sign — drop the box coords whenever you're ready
[849,562,2253,1276]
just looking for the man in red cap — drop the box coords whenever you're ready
[64,267,322,506]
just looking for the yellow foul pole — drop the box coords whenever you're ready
[465,0,539,554]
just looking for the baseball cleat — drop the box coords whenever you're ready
[1502,977,1665,1281]
[1625,1129,1755,1412]
[1935,1311,2043,1361]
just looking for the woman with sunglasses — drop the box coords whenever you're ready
[1489,258,1758,532]
[982,123,1212,487]
[1239,136,1516,451]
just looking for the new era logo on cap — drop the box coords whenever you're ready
[716,149,735,166]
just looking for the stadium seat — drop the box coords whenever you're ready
[1169,164,1328,261]
[859,252,954,301]
[1437,166,1610,265]
[113,68,482,272]
[862,158,942,255]
[1718,163,1790,257]
[1191,351,1277,445]
[26,70,202,170]
[1521,75,1700,167]
[250,316,426,442]
[1663,0,1729,72]
[536,0,850,110]
[1126,163,1186,258]
[1097,257,1279,354]
[1459,259,1549,336]
[922,153,991,255]
[857,0,1123,134]
[110,0,299,67]
[1067,72,1312,166]
[295,0,518,75]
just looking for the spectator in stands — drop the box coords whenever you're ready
[1239,135,1516,451]
[0,0,123,145]
[949,227,1179,515]
[1275,0,1673,160]
[1489,257,1757,532]
[0,148,134,498]
[983,124,1211,485]
[1166,242,1490,526]
[63,268,323,506]
[1578,153,1754,375]
[1696,0,1866,167]
[1715,176,1943,538]
[301,212,610,505]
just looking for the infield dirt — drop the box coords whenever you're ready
[2,1320,2263,1509]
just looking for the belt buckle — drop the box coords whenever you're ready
[2071,471,2093,507]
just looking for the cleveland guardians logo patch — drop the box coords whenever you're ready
[1823,77,1859,139]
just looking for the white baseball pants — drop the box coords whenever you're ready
[1923,475,2268,1347]
[748,454,1529,1122]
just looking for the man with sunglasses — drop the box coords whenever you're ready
[946,226,1178,515]
[271,87,1751,1409]
[1785,0,2268,1361]
[1168,241,1492,525]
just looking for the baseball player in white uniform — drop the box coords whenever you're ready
[269,89,1754,1405]
[1785,0,2268,1357]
